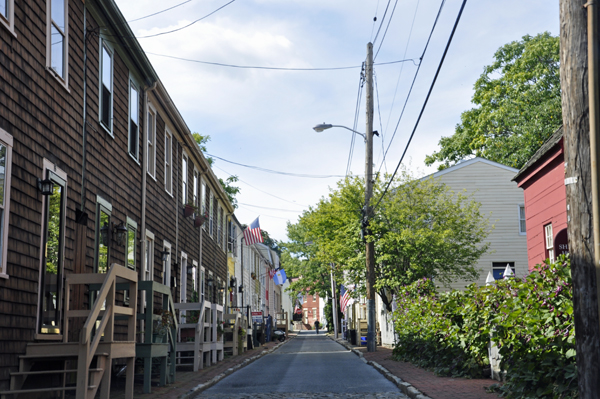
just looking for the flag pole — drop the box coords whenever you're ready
[330,263,338,339]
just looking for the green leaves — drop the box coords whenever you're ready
[392,256,577,398]
[426,32,561,170]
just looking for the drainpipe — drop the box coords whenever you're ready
[79,3,88,218]
[586,0,600,326]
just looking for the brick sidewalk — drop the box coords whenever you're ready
[109,335,290,399]
[353,344,501,399]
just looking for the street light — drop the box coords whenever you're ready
[312,123,366,141]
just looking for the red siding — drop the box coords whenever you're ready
[517,144,567,271]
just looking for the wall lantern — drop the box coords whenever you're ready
[161,249,170,262]
[100,223,110,246]
[37,178,54,196]
[238,284,244,293]
[218,285,225,294]
[112,222,128,247]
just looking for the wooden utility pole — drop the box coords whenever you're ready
[560,0,600,395]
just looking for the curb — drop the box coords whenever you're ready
[179,337,291,398]
[330,337,432,399]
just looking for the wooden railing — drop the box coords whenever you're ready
[64,263,138,399]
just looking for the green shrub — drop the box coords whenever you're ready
[392,256,577,398]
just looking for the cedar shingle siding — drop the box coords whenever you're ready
[0,0,231,390]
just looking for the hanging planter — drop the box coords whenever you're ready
[183,203,197,218]
[194,215,206,227]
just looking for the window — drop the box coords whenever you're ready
[217,204,222,246]
[200,267,205,302]
[99,41,113,133]
[193,169,199,211]
[182,152,188,204]
[164,129,172,194]
[147,105,156,176]
[145,230,154,282]
[0,129,13,279]
[518,205,526,235]
[94,196,112,273]
[38,161,67,336]
[180,252,188,304]
[191,260,198,297]
[163,241,171,286]
[0,0,15,35]
[127,81,140,159]
[545,223,554,263]
[222,210,227,251]
[492,262,516,280]
[47,0,68,83]
[126,218,137,270]
[209,192,214,236]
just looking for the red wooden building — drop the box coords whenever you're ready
[513,127,568,271]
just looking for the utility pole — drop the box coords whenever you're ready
[560,0,600,395]
[330,263,338,339]
[365,42,376,352]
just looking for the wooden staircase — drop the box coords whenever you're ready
[0,263,138,399]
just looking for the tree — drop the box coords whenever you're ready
[281,171,491,311]
[425,32,561,170]
[192,132,240,208]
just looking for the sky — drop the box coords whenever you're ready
[114,0,560,242]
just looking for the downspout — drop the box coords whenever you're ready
[140,81,157,287]
[79,3,88,219]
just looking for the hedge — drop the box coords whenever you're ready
[391,256,576,398]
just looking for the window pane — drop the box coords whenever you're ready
[0,143,6,208]
[0,0,7,19]
[129,120,138,158]
[98,211,109,273]
[182,157,187,203]
[130,85,138,125]
[101,86,111,127]
[127,227,135,269]
[102,47,111,88]
[51,0,65,31]
[51,25,64,78]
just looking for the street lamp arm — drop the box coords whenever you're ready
[312,123,366,141]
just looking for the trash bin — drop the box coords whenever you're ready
[349,329,357,346]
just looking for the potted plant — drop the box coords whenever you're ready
[183,202,197,218]
[194,213,206,227]
[153,309,174,343]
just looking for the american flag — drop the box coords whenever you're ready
[244,217,263,245]
[340,284,354,314]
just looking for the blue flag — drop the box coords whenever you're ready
[273,269,287,285]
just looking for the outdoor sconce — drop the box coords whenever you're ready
[218,285,225,294]
[238,285,244,293]
[112,222,128,247]
[161,249,170,262]
[37,178,54,196]
[100,223,110,246]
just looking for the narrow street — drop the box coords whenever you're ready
[195,331,407,398]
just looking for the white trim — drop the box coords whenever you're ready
[147,102,157,178]
[128,79,140,160]
[180,252,188,303]
[0,128,13,279]
[46,0,69,88]
[0,0,16,37]
[427,157,519,180]
[144,230,154,281]
[99,39,114,135]
[164,127,173,195]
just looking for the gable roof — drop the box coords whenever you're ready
[423,157,519,180]
[512,126,563,182]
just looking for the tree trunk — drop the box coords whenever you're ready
[560,0,600,395]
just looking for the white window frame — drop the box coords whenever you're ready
[545,223,554,263]
[164,128,173,195]
[46,0,68,87]
[126,217,137,270]
[193,168,199,213]
[518,204,526,235]
[147,103,157,178]
[144,230,154,282]
[191,260,198,296]
[99,39,114,135]
[0,0,16,37]
[201,180,206,229]
[0,128,13,279]
[200,266,205,303]
[209,192,214,236]
[128,79,140,161]
[163,241,172,286]
[180,252,188,304]
[217,204,222,246]
[182,152,188,205]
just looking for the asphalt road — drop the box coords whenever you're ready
[196,331,404,397]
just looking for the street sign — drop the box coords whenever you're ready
[251,311,263,324]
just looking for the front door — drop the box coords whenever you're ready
[38,170,67,336]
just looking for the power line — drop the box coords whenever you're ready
[374,0,468,211]
[145,52,419,71]
[376,0,444,177]
[347,67,365,176]
[372,0,392,45]
[137,0,237,39]
[373,0,400,60]
[206,153,347,178]
[239,203,305,213]
[128,0,193,23]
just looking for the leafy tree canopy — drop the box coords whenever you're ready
[282,171,491,310]
[192,132,240,209]
[425,32,561,170]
